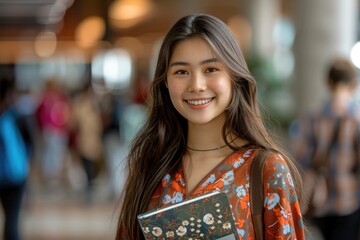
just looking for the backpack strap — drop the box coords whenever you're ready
[250,149,271,240]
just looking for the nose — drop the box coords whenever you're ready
[188,72,207,92]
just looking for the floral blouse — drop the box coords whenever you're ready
[148,148,304,240]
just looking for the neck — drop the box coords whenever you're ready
[187,122,225,151]
[330,87,353,115]
[187,124,249,153]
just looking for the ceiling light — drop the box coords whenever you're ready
[109,0,152,28]
[75,16,105,48]
[34,31,57,58]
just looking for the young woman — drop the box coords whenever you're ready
[117,14,304,240]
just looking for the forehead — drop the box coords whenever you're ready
[169,37,216,62]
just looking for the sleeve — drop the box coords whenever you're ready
[263,153,305,240]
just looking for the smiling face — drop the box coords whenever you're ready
[166,37,233,128]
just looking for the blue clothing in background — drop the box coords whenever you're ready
[0,109,28,187]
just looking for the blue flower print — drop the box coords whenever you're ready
[172,192,183,203]
[236,185,246,198]
[265,193,280,210]
[163,174,171,183]
[163,194,171,204]
[222,171,234,185]
[280,209,289,219]
[283,224,291,235]
[179,178,185,187]
[201,174,216,187]
[233,157,245,168]
[243,149,253,157]
[287,172,294,187]
[237,228,245,236]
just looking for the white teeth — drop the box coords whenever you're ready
[187,98,212,105]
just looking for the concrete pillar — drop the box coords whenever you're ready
[244,0,280,57]
[293,0,358,115]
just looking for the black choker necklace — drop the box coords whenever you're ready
[186,143,229,152]
[186,140,250,152]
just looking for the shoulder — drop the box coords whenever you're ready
[247,149,287,167]
[223,148,259,172]
[260,152,297,196]
[263,151,288,167]
[228,148,291,179]
[227,148,287,168]
[262,152,292,177]
[249,150,291,178]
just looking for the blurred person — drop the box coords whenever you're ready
[0,76,30,240]
[117,14,304,239]
[13,88,38,161]
[35,78,70,186]
[70,81,103,203]
[101,88,148,200]
[289,57,360,240]
[100,92,125,200]
[110,101,147,199]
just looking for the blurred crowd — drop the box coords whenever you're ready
[0,72,147,239]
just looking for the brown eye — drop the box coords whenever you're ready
[205,67,219,73]
[175,70,188,75]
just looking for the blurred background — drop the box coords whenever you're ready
[0,0,359,239]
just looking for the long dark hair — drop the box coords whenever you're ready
[117,13,302,239]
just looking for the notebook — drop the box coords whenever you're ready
[137,191,239,240]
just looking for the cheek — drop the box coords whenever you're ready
[167,83,185,115]
[212,79,232,98]
[167,82,183,102]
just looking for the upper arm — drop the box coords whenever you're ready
[262,153,304,239]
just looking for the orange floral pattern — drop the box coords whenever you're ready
[149,148,305,240]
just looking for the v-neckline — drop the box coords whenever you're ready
[181,150,241,198]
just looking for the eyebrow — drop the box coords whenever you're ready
[169,58,219,68]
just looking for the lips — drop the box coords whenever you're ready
[185,98,214,106]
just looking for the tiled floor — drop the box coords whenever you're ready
[1,177,120,240]
[21,202,117,240]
